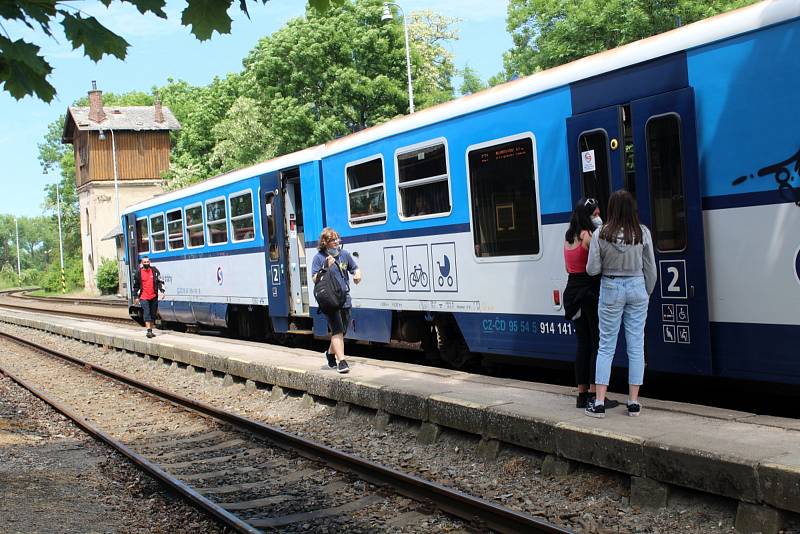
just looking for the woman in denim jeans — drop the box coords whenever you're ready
[584,190,656,418]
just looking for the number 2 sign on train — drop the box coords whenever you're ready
[121,1,800,385]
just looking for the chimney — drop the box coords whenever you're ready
[88,80,106,123]
[154,94,164,123]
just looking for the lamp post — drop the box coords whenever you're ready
[381,2,414,114]
[14,216,21,285]
[98,128,120,225]
[56,180,66,293]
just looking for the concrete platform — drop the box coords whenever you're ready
[1,308,798,521]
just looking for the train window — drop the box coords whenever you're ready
[578,130,611,217]
[266,194,279,261]
[205,198,228,245]
[346,156,386,225]
[647,114,687,252]
[396,141,451,219]
[166,209,184,251]
[136,217,149,253]
[185,204,205,248]
[467,135,540,258]
[229,191,255,242]
[149,214,166,252]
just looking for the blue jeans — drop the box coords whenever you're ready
[595,276,649,386]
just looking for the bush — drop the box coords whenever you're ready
[96,258,119,295]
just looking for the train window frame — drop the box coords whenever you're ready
[149,212,166,253]
[577,128,612,218]
[345,154,387,228]
[204,196,229,247]
[135,216,150,254]
[645,112,688,253]
[394,137,453,221]
[166,208,184,251]
[228,189,256,243]
[184,202,205,249]
[464,132,543,263]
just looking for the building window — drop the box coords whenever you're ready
[229,191,255,242]
[205,198,228,245]
[396,141,451,219]
[167,209,184,250]
[647,114,687,252]
[136,218,149,253]
[185,204,205,248]
[467,135,540,258]
[150,213,166,252]
[346,156,386,225]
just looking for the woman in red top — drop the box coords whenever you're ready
[562,198,605,408]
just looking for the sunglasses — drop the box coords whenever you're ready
[584,198,598,207]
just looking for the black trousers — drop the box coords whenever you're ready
[573,295,599,386]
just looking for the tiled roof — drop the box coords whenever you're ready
[67,106,181,132]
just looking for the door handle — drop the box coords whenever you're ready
[689,285,695,298]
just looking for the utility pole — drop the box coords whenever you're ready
[56,181,66,293]
[15,216,21,285]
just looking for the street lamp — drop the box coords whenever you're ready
[98,127,121,225]
[14,216,21,285]
[56,180,66,293]
[381,2,414,114]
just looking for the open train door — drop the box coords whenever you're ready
[630,87,712,375]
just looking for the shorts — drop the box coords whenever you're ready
[141,298,159,323]
[323,307,351,336]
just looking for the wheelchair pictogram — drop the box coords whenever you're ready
[389,255,401,285]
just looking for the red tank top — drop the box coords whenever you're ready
[564,242,589,274]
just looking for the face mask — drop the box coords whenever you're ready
[591,216,603,229]
[143,264,151,270]
[326,247,340,257]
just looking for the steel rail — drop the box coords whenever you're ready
[0,330,571,534]
[0,303,131,325]
[0,363,260,534]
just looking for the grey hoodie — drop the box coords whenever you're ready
[586,225,657,295]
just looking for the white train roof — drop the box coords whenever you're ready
[124,0,798,215]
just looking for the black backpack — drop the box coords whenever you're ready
[314,265,346,312]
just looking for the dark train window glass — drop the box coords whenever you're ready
[346,157,386,224]
[468,137,540,257]
[150,214,165,252]
[578,130,610,217]
[647,114,687,252]
[167,209,184,250]
[136,218,149,253]
[229,191,254,242]
[622,105,637,195]
[266,194,279,261]
[397,143,450,217]
[206,199,228,245]
[185,205,205,248]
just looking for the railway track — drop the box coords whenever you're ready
[0,289,131,325]
[0,330,570,534]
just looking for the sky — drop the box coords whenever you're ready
[0,0,512,218]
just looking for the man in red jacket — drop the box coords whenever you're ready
[132,256,165,338]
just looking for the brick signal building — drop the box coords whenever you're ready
[62,82,181,294]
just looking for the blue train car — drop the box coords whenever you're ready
[123,0,800,385]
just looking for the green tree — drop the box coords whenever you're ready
[0,0,343,102]
[210,96,276,173]
[459,64,487,95]
[499,0,759,79]
[95,257,119,294]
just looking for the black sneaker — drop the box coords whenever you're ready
[146,330,155,338]
[324,351,336,368]
[576,392,589,408]
[627,401,641,417]
[337,360,350,374]
[589,394,620,409]
[585,400,605,418]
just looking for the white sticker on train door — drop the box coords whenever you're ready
[581,150,596,172]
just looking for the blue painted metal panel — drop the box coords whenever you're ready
[320,86,574,243]
[191,302,228,328]
[711,322,800,385]
[688,18,800,200]
[347,308,392,343]
[571,53,688,115]
[172,300,194,324]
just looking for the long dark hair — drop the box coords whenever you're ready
[565,197,597,243]
[599,190,643,245]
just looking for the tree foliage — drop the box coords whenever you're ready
[95,257,119,294]
[459,64,487,95]
[499,0,759,79]
[1,0,344,102]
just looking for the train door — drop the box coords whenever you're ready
[630,87,711,374]
[281,169,310,317]
[566,88,712,375]
[124,214,138,304]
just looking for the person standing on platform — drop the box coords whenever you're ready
[133,256,165,338]
[312,228,361,374]
[584,190,656,418]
